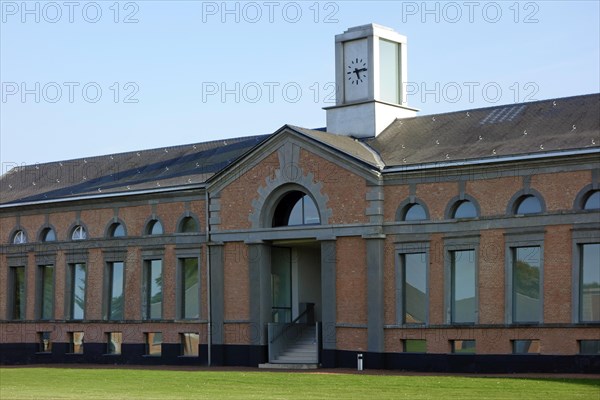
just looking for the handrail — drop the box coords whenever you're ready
[270,303,314,343]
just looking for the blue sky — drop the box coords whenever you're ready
[1,1,599,169]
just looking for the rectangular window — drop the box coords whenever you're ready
[69,332,84,354]
[403,339,426,353]
[580,243,600,322]
[107,332,122,355]
[10,266,25,320]
[402,253,427,324]
[451,250,476,324]
[379,39,400,104]
[146,332,162,356]
[144,260,163,320]
[39,265,54,320]
[39,331,52,353]
[181,258,200,319]
[70,263,86,320]
[451,340,475,354]
[107,262,125,320]
[181,333,199,356]
[512,339,540,354]
[579,340,600,355]
[513,247,541,323]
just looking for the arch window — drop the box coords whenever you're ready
[71,225,87,240]
[583,190,600,210]
[146,219,164,235]
[12,230,27,244]
[452,200,478,219]
[272,191,320,227]
[109,222,126,238]
[179,217,198,233]
[403,203,427,221]
[41,227,56,242]
[515,195,542,215]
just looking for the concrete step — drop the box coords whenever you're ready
[274,356,318,363]
[284,348,316,354]
[259,363,319,370]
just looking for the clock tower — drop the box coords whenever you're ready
[325,24,418,138]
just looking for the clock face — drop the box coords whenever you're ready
[343,39,369,103]
[347,58,368,85]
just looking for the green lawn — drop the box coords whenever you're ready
[0,367,598,400]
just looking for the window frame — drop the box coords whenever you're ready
[507,189,546,216]
[8,265,26,320]
[395,241,430,326]
[68,331,85,354]
[574,185,600,211]
[444,195,481,220]
[12,229,27,244]
[583,191,600,210]
[504,230,545,325]
[71,225,87,241]
[104,261,126,321]
[403,339,427,353]
[107,221,127,238]
[177,214,200,234]
[106,332,123,355]
[180,332,200,357]
[177,256,201,320]
[451,339,476,354]
[444,235,480,325]
[145,332,162,356]
[571,226,600,323]
[272,190,321,227]
[39,227,57,242]
[512,339,540,354]
[142,259,164,320]
[67,263,87,320]
[396,198,430,222]
[145,219,164,235]
[37,264,55,320]
[38,331,53,353]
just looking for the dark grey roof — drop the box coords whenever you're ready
[2,93,598,206]
[289,125,383,168]
[0,135,268,205]
[366,93,600,168]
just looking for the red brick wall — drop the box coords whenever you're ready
[532,171,590,211]
[544,225,572,323]
[219,152,279,231]
[223,242,249,322]
[478,230,506,324]
[383,185,410,221]
[415,182,457,220]
[336,237,367,325]
[468,177,521,216]
[300,149,368,224]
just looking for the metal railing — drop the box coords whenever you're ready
[268,304,320,363]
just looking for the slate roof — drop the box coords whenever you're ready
[367,93,600,168]
[0,135,268,205]
[289,125,383,168]
[1,93,598,206]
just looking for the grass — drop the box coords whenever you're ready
[0,367,598,400]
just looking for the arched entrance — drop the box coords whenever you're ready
[263,188,323,366]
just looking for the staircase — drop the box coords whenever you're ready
[261,322,320,369]
[272,324,317,364]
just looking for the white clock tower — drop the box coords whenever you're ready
[325,24,418,138]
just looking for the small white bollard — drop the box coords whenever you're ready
[357,353,363,371]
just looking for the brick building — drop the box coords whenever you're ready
[1,24,599,372]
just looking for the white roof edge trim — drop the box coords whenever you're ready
[0,184,206,209]
[383,148,600,173]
